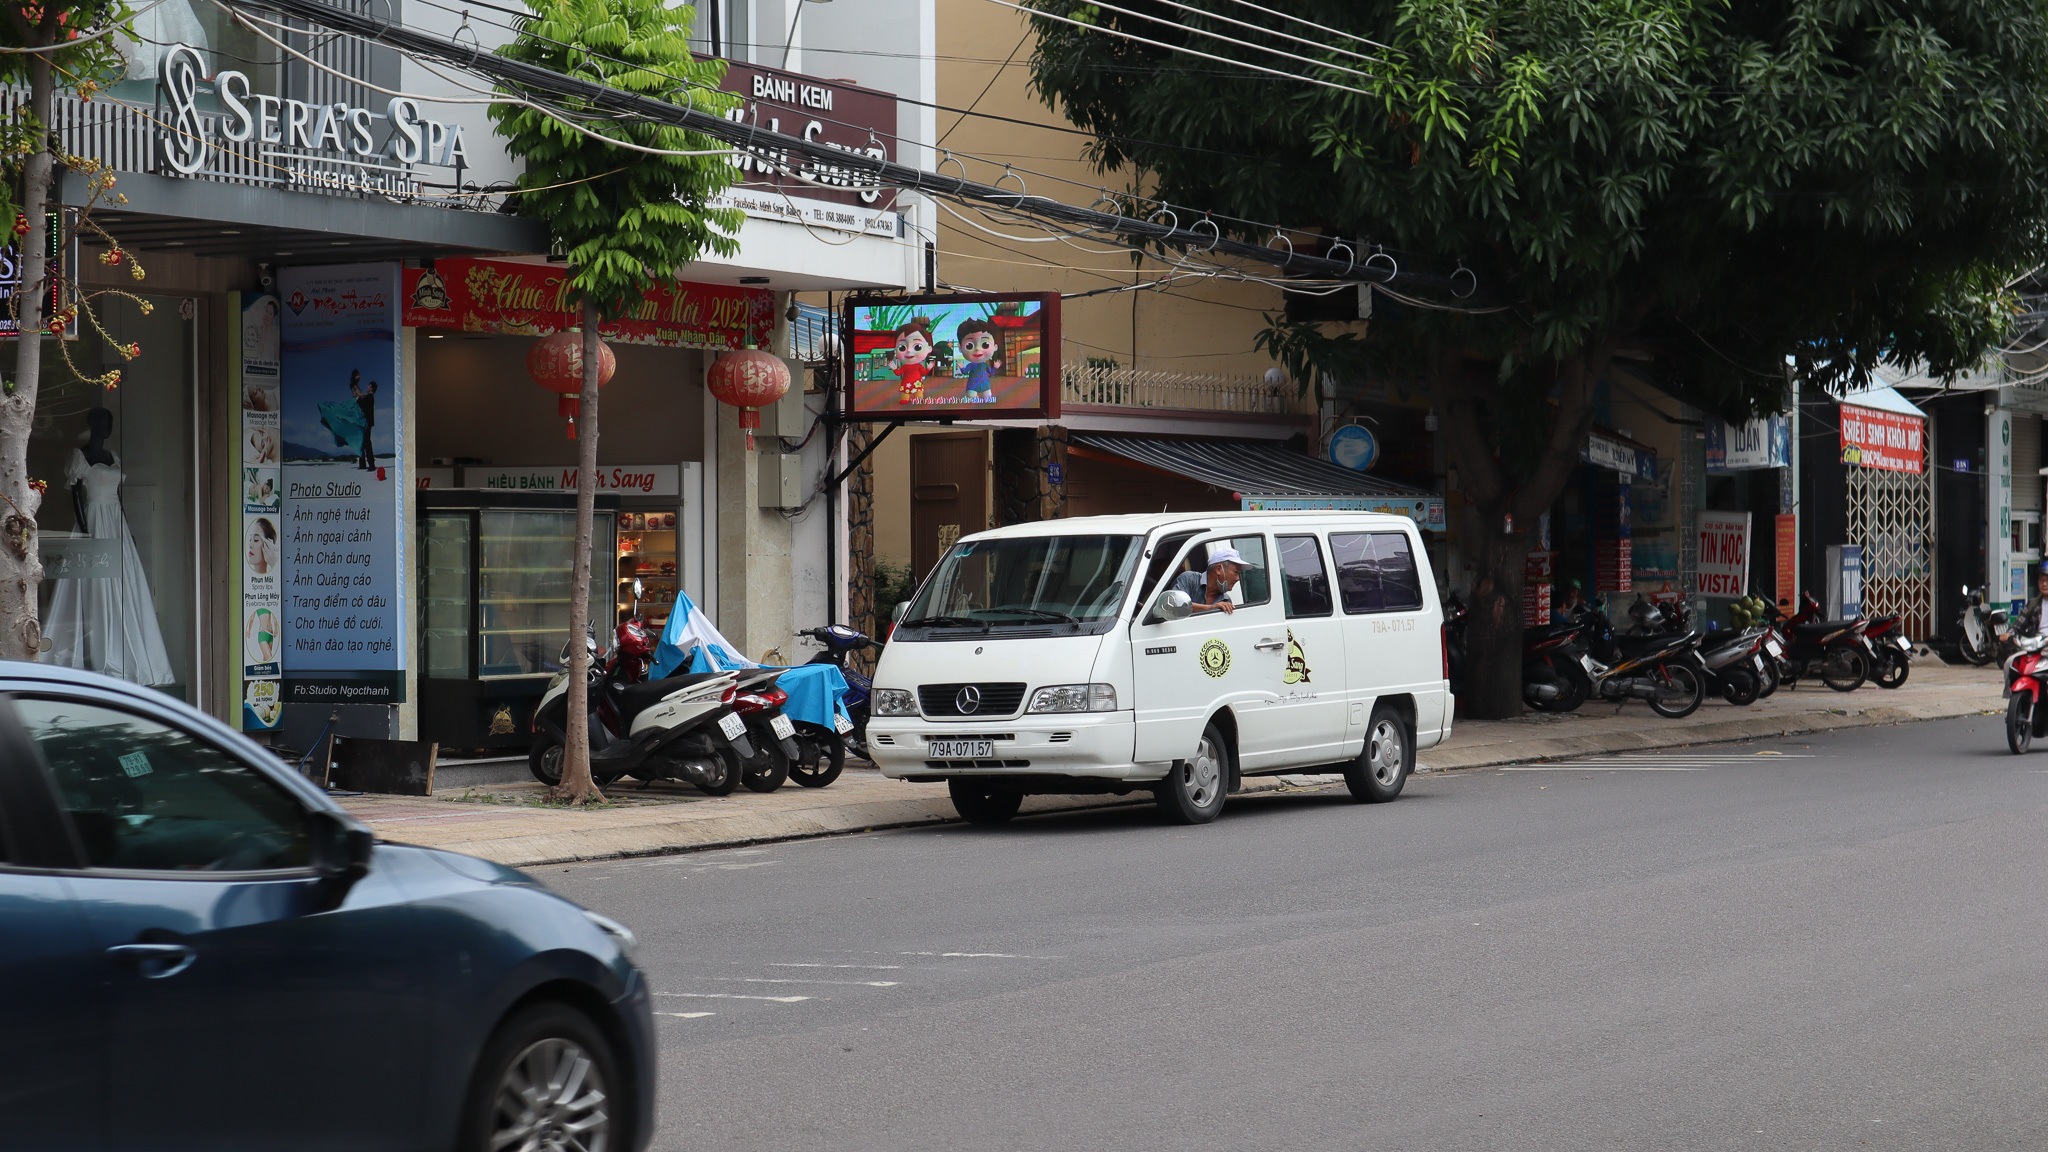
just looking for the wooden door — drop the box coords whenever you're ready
[911,432,988,579]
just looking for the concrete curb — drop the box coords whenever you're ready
[380,694,1997,869]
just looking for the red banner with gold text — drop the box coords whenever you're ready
[402,257,774,350]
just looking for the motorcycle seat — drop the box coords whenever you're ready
[611,672,729,723]
[1613,630,1692,654]
[1793,620,1858,639]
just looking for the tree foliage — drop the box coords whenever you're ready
[489,0,743,317]
[1026,0,2048,716]
[2,1,131,228]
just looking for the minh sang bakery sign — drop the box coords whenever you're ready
[403,258,774,350]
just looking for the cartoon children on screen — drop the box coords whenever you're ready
[887,317,936,401]
[955,317,1003,403]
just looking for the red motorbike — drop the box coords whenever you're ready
[2005,634,2048,753]
[1764,594,1874,692]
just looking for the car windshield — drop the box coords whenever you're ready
[905,535,1143,627]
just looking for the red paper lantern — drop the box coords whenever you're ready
[707,349,791,450]
[526,329,616,438]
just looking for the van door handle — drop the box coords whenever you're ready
[1253,638,1286,651]
[108,942,197,979]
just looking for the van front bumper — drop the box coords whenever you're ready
[868,711,1161,782]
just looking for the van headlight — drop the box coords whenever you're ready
[873,688,917,716]
[1028,683,1117,712]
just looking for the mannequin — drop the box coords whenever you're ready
[45,407,176,686]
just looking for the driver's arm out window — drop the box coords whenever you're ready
[19,698,310,872]
[1181,536,1270,606]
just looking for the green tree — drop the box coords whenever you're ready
[491,0,741,801]
[1025,0,2045,717]
[4,1,136,662]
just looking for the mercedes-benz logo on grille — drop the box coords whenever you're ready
[955,686,982,714]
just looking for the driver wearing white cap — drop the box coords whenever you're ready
[1170,546,1258,615]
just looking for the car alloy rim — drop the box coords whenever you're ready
[492,1037,610,1152]
[1186,736,1222,807]
[1368,719,1402,786]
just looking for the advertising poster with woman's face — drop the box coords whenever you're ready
[844,294,1057,419]
[245,515,280,578]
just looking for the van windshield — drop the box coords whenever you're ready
[901,535,1144,634]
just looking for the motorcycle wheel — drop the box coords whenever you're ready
[2008,693,2034,755]
[1720,666,1760,707]
[1961,632,1995,666]
[788,723,846,788]
[1875,649,1910,689]
[528,738,564,786]
[1551,662,1591,712]
[1820,648,1869,693]
[697,743,743,797]
[741,753,788,793]
[1647,663,1706,719]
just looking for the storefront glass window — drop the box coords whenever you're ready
[32,293,197,699]
[419,513,472,679]
[476,509,613,677]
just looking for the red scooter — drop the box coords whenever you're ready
[2005,634,2048,753]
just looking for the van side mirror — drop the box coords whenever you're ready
[892,601,910,624]
[1154,590,1193,621]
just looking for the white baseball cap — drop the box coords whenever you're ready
[1207,546,1259,569]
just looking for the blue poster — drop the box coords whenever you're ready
[278,264,406,703]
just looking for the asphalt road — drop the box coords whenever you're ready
[550,714,2048,1151]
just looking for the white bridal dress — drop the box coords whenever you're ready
[45,450,175,686]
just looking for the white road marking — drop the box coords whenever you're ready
[656,992,811,1003]
[899,951,1063,959]
[657,1011,716,1019]
[718,977,900,987]
[1502,765,1705,772]
[769,962,904,970]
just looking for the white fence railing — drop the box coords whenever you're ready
[1062,365,1297,415]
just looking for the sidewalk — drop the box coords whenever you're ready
[343,660,2003,868]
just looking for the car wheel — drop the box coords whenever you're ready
[1344,704,1411,803]
[1157,723,1229,824]
[948,779,1022,825]
[462,1001,620,1152]
[528,738,564,787]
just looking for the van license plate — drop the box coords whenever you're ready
[930,739,994,758]
[718,713,746,740]
[770,714,795,740]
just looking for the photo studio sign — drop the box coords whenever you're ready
[157,44,469,198]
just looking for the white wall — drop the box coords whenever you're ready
[395,0,524,191]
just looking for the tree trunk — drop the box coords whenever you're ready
[558,300,604,804]
[1,48,55,660]
[1430,345,1612,720]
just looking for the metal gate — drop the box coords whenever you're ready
[1846,439,1935,639]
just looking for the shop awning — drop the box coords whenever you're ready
[1069,433,1447,531]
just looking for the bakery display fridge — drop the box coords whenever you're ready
[418,490,619,750]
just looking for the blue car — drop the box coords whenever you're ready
[0,664,654,1151]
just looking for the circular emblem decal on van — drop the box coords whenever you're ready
[1198,639,1231,678]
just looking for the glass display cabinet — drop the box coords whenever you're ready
[417,490,618,750]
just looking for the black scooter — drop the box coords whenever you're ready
[797,624,872,779]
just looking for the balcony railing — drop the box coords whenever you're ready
[1062,365,1298,415]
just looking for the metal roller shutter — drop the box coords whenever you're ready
[2017,414,2042,512]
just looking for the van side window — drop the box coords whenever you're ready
[1330,532,1426,613]
[1176,535,1270,606]
[1276,535,1332,618]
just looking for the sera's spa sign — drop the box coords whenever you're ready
[157,44,470,196]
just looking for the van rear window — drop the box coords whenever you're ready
[1329,532,1424,613]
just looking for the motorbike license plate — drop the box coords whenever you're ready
[833,712,854,734]
[929,739,994,759]
[1892,636,1912,652]
[770,713,795,740]
[1765,638,1785,658]
[718,712,747,740]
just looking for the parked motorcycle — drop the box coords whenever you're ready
[2005,634,2048,753]
[1862,611,1913,688]
[728,668,802,793]
[797,623,872,774]
[1958,585,2010,667]
[1699,627,1766,705]
[1573,599,1709,718]
[528,618,751,795]
[1522,616,1591,711]
[1443,593,1469,698]
[1764,597,1871,692]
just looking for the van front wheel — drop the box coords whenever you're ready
[1344,705,1411,803]
[949,779,1022,825]
[1157,725,1229,824]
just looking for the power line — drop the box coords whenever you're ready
[211,0,1473,300]
[980,0,1372,97]
[1032,0,1378,82]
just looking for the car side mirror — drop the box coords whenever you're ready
[308,808,373,899]
[892,601,910,624]
[1154,590,1193,621]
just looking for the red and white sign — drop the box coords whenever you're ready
[1524,550,1554,626]
[1697,510,1753,596]
[1840,404,1925,473]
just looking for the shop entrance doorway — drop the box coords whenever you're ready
[1847,439,1934,638]
[911,431,988,579]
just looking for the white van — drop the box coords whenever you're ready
[868,511,1451,825]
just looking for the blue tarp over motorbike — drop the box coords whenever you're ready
[651,592,850,730]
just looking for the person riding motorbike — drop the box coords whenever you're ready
[2014,567,2048,639]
